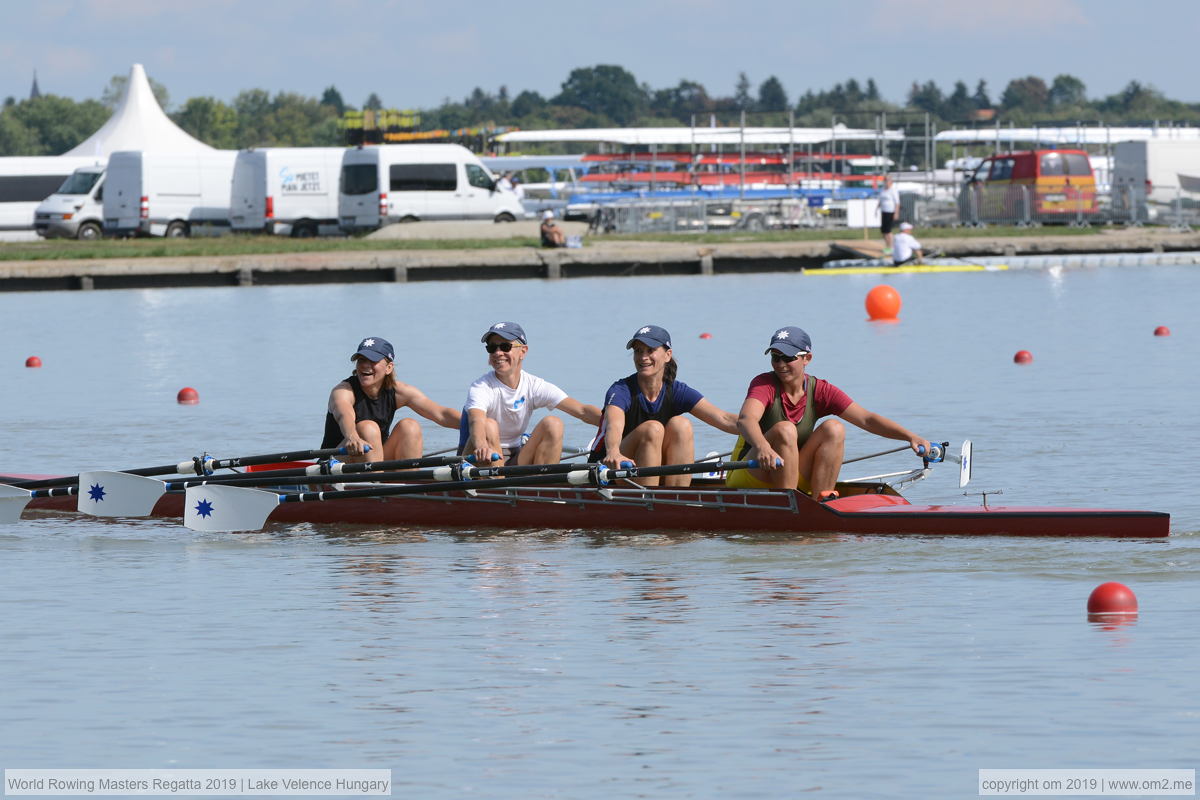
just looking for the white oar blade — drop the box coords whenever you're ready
[958,440,973,488]
[184,484,280,532]
[0,484,34,524]
[77,471,166,517]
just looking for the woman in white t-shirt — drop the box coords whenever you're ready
[461,321,601,465]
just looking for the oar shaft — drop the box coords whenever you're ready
[841,445,911,466]
[162,454,464,489]
[170,468,450,490]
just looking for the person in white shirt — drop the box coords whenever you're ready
[892,222,924,266]
[875,176,900,253]
[461,322,601,465]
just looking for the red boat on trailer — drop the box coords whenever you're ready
[7,474,1170,538]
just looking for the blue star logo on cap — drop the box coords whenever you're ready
[88,483,105,502]
[194,498,215,518]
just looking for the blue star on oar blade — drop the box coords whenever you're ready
[194,498,215,518]
[88,483,106,502]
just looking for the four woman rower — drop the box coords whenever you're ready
[325,324,932,497]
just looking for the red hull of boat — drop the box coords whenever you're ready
[14,480,1170,538]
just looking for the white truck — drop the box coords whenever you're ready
[0,155,105,240]
[103,150,238,237]
[230,147,346,237]
[338,144,523,232]
[1112,139,1200,206]
[34,165,107,240]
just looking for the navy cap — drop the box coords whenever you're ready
[480,321,527,344]
[353,336,394,362]
[626,324,672,350]
[764,326,812,357]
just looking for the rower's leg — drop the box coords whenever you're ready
[620,420,665,486]
[798,419,845,496]
[661,416,695,487]
[352,420,386,463]
[746,421,799,489]
[517,415,564,465]
[383,418,423,461]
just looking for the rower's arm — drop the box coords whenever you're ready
[328,383,368,454]
[736,397,782,470]
[838,402,930,454]
[396,384,461,429]
[556,397,602,426]
[601,405,630,466]
[690,398,740,435]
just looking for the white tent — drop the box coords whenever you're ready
[65,63,212,156]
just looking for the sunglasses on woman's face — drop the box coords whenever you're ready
[486,341,519,353]
[770,351,804,363]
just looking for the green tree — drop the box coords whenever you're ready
[651,80,713,122]
[1049,74,1087,109]
[0,109,38,155]
[907,80,944,115]
[4,95,109,155]
[511,90,546,118]
[944,81,973,120]
[172,97,239,148]
[552,65,646,125]
[973,80,992,109]
[233,89,273,146]
[1000,76,1049,112]
[320,86,347,115]
[101,73,170,111]
[758,76,788,112]
[733,71,753,111]
[364,93,383,111]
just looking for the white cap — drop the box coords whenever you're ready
[899,222,913,231]
[542,209,554,220]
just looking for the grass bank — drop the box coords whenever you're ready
[0,224,1113,262]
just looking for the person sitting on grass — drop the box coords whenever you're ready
[540,210,566,248]
[892,222,925,266]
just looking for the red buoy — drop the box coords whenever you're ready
[25,356,42,368]
[1154,326,1170,337]
[699,332,713,340]
[1013,350,1033,364]
[1087,582,1138,615]
[177,387,200,405]
[865,285,901,321]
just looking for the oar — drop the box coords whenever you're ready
[184,459,758,532]
[74,453,479,518]
[842,444,911,465]
[8,446,366,491]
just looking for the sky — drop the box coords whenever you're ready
[3,0,1198,115]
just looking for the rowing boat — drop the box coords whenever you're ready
[3,471,1169,538]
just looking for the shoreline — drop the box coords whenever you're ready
[2,228,1198,292]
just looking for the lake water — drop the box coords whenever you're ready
[2,265,1198,798]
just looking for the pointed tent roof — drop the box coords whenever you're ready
[65,63,213,157]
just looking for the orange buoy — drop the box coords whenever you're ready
[1013,350,1033,364]
[1154,326,1170,337]
[1087,582,1138,615]
[25,356,42,368]
[177,387,200,405]
[865,285,901,321]
[699,332,713,340]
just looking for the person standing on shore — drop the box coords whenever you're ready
[876,176,900,255]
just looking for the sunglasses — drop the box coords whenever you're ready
[770,351,806,363]
[485,341,522,353]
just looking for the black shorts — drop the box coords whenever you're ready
[880,211,896,235]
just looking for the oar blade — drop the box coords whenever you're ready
[0,484,34,524]
[77,471,166,517]
[958,440,973,488]
[184,484,281,532]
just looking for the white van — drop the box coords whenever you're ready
[34,165,107,240]
[0,155,105,240]
[231,147,345,237]
[338,144,523,232]
[104,150,238,237]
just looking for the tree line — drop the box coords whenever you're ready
[2,66,1197,157]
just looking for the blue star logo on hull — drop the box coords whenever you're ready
[88,483,106,502]
[194,498,215,518]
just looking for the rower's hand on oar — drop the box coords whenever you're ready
[343,436,371,456]
[603,451,634,470]
[911,437,933,457]
[758,446,785,471]
[473,443,500,466]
